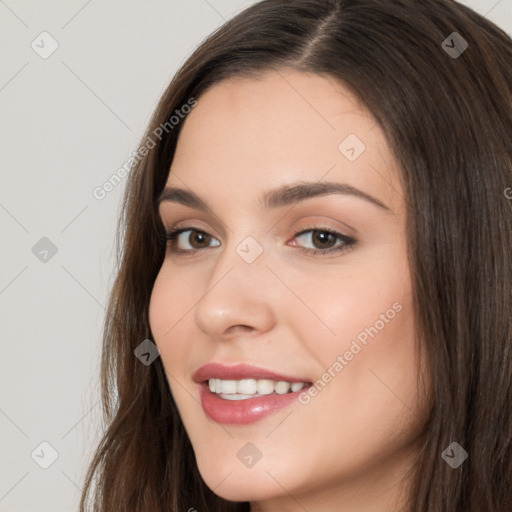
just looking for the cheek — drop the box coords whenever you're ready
[149,269,177,334]
[148,269,193,377]
[284,249,423,431]
[149,262,201,337]
[287,246,413,366]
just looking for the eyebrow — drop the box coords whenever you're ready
[157,181,391,213]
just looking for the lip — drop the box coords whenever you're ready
[193,363,311,425]
[193,363,309,384]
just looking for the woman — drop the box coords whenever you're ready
[79,0,512,510]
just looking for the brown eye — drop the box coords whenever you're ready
[187,230,212,249]
[311,231,338,249]
[291,228,357,255]
[165,228,220,253]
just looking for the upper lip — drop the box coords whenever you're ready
[193,363,310,384]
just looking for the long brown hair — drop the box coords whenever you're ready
[79,1,512,510]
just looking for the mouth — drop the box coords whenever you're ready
[193,363,312,425]
[206,377,309,400]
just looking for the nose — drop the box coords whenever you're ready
[193,238,277,340]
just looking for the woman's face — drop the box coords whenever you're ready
[149,69,430,510]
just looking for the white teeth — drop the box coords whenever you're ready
[237,379,257,394]
[207,378,308,398]
[257,379,275,395]
[219,379,237,394]
[220,393,256,401]
[275,381,291,394]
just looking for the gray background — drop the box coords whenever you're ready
[1,1,510,510]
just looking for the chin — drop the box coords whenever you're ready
[196,455,296,503]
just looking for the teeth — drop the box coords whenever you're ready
[207,378,308,398]
[219,380,237,394]
[237,379,257,394]
[275,381,291,394]
[257,379,274,395]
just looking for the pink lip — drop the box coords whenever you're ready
[193,363,308,383]
[193,363,311,425]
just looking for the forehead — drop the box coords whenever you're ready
[167,69,403,215]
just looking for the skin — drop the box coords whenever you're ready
[149,68,431,512]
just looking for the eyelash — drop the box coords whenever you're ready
[161,225,357,257]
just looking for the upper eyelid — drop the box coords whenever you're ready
[165,224,348,236]
[158,203,359,238]
[162,213,356,235]
[158,207,230,237]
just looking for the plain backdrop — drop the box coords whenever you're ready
[0,1,510,510]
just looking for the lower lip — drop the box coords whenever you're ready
[199,383,305,424]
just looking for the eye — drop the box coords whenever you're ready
[162,226,357,257]
[289,227,357,255]
[164,227,220,253]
